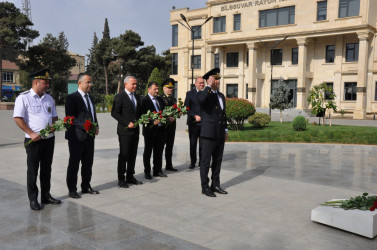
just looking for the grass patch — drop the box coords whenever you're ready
[228,122,377,145]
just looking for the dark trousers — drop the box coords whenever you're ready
[143,130,164,175]
[66,138,94,192]
[188,125,202,165]
[25,136,55,202]
[199,137,224,189]
[163,122,176,168]
[118,134,139,181]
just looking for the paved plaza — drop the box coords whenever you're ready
[1,107,377,249]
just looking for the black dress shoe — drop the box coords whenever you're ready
[153,171,167,177]
[30,200,41,211]
[82,187,100,194]
[41,194,62,204]
[165,167,178,171]
[202,188,216,197]
[126,177,143,185]
[211,186,228,194]
[145,173,152,179]
[69,191,81,199]
[118,180,129,188]
[189,164,195,169]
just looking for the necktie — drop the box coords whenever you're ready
[153,97,161,111]
[130,93,136,110]
[84,94,94,121]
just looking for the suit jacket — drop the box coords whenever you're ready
[184,89,201,126]
[111,91,141,136]
[197,86,227,140]
[65,91,98,142]
[141,95,165,137]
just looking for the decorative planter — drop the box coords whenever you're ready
[311,201,377,238]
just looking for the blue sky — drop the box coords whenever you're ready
[7,0,206,58]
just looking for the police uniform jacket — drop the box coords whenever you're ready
[160,93,176,125]
[13,89,57,139]
[197,86,227,140]
[65,91,98,142]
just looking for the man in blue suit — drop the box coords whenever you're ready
[198,68,228,197]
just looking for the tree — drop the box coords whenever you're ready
[307,82,337,125]
[0,2,39,100]
[146,67,163,95]
[18,32,76,103]
[269,78,293,123]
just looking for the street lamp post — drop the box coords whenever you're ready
[259,36,288,115]
[178,14,212,90]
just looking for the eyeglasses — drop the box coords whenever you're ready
[83,81,93,85]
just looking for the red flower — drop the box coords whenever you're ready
[159,110,162,114]
[84,120,93,131]
[153,111,157,113]
[159,115,163,118]
[178,108,181,112]
[173,104,177,109]
[370,207,375,211]
[186,107,190,110]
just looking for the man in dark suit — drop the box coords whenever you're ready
[111,76,142,188]
[160,78,178,172]
[184,77,205,169]
[198,68,228,197]
[141,82,167,179]
[65,73,99,199]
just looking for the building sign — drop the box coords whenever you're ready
[221,0,290,11]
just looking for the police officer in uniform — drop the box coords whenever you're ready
[198,68,228,197]
[13,69,62,210]
[160,78,178,172]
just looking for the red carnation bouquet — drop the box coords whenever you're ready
[83,119,97,137]
[24,116,75,147]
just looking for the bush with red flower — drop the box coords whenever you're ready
[225,98,255,131]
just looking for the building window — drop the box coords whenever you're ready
[233,14,241,31]
[2,72,13,83]
[246,83,249,99]
[173,81,178,99]
[171,53,178,75]
[291,48,298,65]
[317,1,327,21]
[326,45,335,63]
[192,26,202,40]
[172,25,178,47]
[344,82,357,101]
[271,49,283,65]
[214,54,220,68]
[191,55,201,69]
[226,84,238,98]
[325,82,334,100]
[345,43,359,62]
[246,51,249,67]
[226,52,239,67]
[339,0,360,18]
[213,16,226,33]
[259,6,295,28]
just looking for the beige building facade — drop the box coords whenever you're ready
[169,0,377,119]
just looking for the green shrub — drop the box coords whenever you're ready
[293,115,307,131]
[248,112,271,128]
[226,98,255,130]
[104,94,115,112]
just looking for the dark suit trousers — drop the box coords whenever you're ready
[143,129,164,175]
[199,137,224,189]
[188,124,202,165]
[118,134,139,181]
[67,138,94,192]
[163,122,176,167]
[25,137,55,202]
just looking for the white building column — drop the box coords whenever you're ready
[247,42,258,104]
[296,37,308,109]
[353,31,371,119]
[218,47,226,94]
